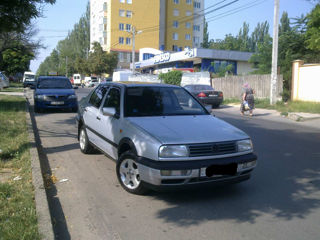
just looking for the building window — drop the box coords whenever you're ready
[119,23,124,30]
[120,0,125,3]
[173,21,179,28]
[126,37,131,45]
[193,25,200,31]
[103,17,107,24]
[119,52,124,62]
[173,0,179,4]
[127,53,131,62]
[194,1,200,8]
[103,2,107,11]
[127,0,132,3]
[186,10,192,16]
[173,33,178,40]
[173,9,179,16]
[186,0,192,4]
[126,11,132,18]
[119,10,125,17]
[193,36,200,44]
[185,22,191,28]
[126,24,131,31]
[185,34,191,40]
[119,37,124,44]
[172,45,178,51]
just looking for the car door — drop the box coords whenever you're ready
[95,87,121,159]
[83,85,109,146]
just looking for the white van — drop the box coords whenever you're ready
[23,71,36,88]
[73,74,83,86]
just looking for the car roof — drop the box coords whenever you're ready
[100,81,181,88]
[37,76,69,80]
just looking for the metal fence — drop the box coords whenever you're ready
[211,74,283,99]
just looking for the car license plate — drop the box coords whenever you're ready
[209,94,218,97]
[51,101,64,105]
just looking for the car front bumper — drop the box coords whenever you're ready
[136,153,257,188]
[34,99,78,110]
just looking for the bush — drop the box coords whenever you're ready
[280,88,291,102]
[159,71,182,86]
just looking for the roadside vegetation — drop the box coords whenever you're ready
[0,95,40,240]
[0,82,24,93]
[223,98,320,114]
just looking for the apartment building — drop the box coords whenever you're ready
[90,0,204,68]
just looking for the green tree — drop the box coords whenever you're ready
[201,20,210,48]
[1,42,34,75]
[158,71,182,85]
[0,0,56,33]
[305,4,320,52]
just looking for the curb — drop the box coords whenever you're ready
[287,112,320,122]
[25,99,55,240]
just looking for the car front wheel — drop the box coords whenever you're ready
[116,151,147,195]
[79,126,93,154]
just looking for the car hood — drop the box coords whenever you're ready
[127,115,249,144]
[35,89,75,95]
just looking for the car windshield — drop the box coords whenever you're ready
[125,86,208,117]
[37,78,72,89]
[25,74,35,80]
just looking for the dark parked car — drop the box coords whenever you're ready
[34,76,78,113]
[184,84,223,108]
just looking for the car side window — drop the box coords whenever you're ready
[103,88,120,115]
[89,86,109,108]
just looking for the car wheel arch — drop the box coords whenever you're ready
[118,138,137,158]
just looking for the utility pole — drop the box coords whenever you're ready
[270,0,280,105]
[66,56,68,77]
[130,26,142,73]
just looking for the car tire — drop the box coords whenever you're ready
[116,151,147,195]
[34,106,41,113]
[79,126,94,154]
[71,107,78,113]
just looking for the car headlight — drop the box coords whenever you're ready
[237,139,253,152]
[34,95,46,100]
[159,145,188,158]
[68,95,77,99]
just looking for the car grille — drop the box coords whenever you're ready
[188,141,237,157]
[46,95,68,101]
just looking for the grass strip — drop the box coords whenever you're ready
[0,95,40,240]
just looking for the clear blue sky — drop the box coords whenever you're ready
[30,0,316,73]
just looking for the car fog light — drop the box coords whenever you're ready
[160,170,192,176]
[237,161,257,171]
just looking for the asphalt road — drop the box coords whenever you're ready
[30,88,320,240]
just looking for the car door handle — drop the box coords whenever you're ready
[96,116,101,120]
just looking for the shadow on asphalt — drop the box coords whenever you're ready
[28,100,71,240]
[147,114,320,226]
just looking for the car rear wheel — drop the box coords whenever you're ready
[116,151,147,195]
[79,126,93,154]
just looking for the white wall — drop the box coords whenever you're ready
[237,61,255,75]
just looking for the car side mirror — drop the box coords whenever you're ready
[73,86,78,89]
[102,107,116,117]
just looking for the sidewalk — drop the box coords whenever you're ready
[216,104,320,130]
[0,91,24,96]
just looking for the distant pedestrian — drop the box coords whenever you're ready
[240,83,255,116]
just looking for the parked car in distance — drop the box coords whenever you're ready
[73,74,83,86]
[34,76,78,113]
[23,71,36,88]
[76,82,257,194]
[0,71,10,88]
[184,84,223,108]
[85,78,99,88]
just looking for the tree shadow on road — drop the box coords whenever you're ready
[148,116,320,226]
